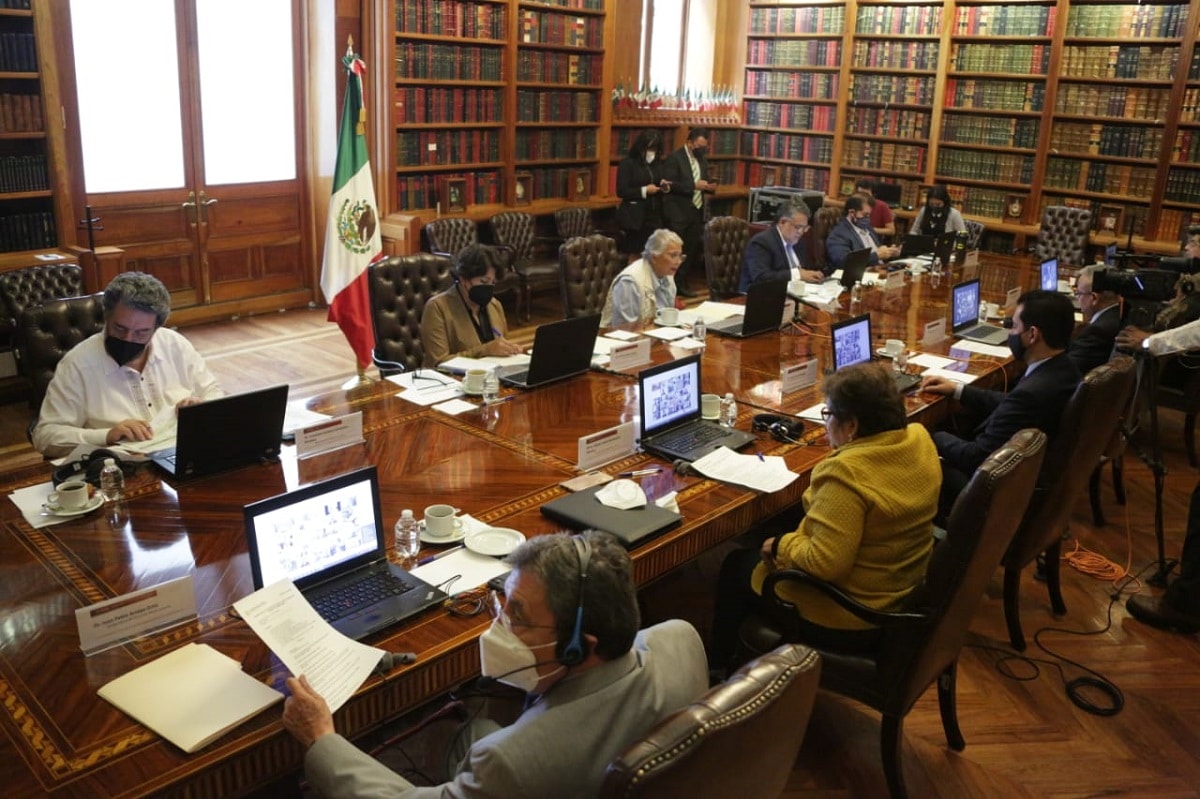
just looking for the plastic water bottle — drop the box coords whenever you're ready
[394,509,420,561]
[930,257,943,289]
[849,280,863,312]
[482,368,500,404]
[692,316,706,342]
[978,301,988,324]
[99,458,124,503]
[720,392,738,427]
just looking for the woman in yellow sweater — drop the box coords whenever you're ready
[710,363,942,670]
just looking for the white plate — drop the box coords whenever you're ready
[465,527,525,557]
[418,519,468,544]
[876,348,902,359]
[43,493,104,517]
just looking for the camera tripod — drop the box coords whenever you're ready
[1123,351,1176,586]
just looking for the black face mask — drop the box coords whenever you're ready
[929,207,947,221]
[1007,331,1027,361]
[468,283,495,307]
[691,147,707,158]
[105,336,147,366]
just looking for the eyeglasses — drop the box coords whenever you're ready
[1073,290,1095,299]
[664,251,686,262]
[819,406,835,421]
[488,590,558,633]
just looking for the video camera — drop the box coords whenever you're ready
[1092,267,1178,303]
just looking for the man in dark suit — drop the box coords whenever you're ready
[1068,264,1121,375]
[737,203,823,292]
[922,290,1080,507]
[661,126,716,297]
[825,195,900,270]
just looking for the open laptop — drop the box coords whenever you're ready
[709,279,788,338]
[243,466,447,641]
[1040,256,1071,294]
[825,247,872,289]
[900,233,936,258]
[151,384,289,478]
[830,314,921,392]
[951,279,1009,345]
[637,354,756,462]
[498,314,601,389]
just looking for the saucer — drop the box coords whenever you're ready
[465,527,525,557]
[461,387,483,397]
[43,494,104,517]
[876,348,902,359]
[418,519,467,544]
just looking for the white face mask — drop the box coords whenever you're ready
[645,151,656,164]
[478,618,562,693]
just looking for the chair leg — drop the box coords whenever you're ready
[1045,540,1067,616]
[881,714,909,799]
[1187,412,1197,468]
[1088,463,1106,526]
[1004,566,1026,651]
[1112,455,1126,505]
[937,661,965,751]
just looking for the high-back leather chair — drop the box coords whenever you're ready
[424,218,518,313]
[1002,356,1136,650]
[811,206,843,272]
[738,429,1047,799]
[702,216,749,299]
[0,264,87,379]
[367,254,453,375]
[16,292,106,413]
[599,644,821,799]
[490,211,561,322]
[554,207,593,241]
[964,219,985,250]
[1035,206,1092,266]
[559,234,622,319]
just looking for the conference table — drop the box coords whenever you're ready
[0,260,1028,798]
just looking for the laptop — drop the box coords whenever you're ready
[498,314,601,389]
[829,314,922,392]
[243,466,447,641]
[1040,257,1072,294]
[709,279,788,338]
[830,247,872,289]
[637,354,756,462]
[951,279,1009,345]
[874,181,902,208]
[151,384,289,478]
[541,484,681,548]
[900,233,936,258]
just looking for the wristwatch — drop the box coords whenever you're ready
[1142,337,1151,351]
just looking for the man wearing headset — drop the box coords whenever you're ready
[283,531,707,797]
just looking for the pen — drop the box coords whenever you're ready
[618,468,662,477]
[757,451,766,461]
[417,545,464,566]
[483,395,515,405]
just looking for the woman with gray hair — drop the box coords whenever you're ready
[599,228,684,328]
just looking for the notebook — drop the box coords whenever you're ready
[709,279,788,338]
[951,279,1009,345]
[829,314,921,392]
[498,314,601,389]
[637,354,756,462]
[540,484,681,548]
[151,384,289,478]
[243,466,447,641]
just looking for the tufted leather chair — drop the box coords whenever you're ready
[424,218,518,311]
[367,254,453,375]
[16,293,106,413]
[559,234,622,319]
[964,219,985,250]
[0,263,86,354]
[554,207,594,241]
[738,429,1047,799]
[1002,356,1136,650]
[1035,206,1092,266]
[702,216,749,299]
[810,206,843,272]
[599,644,821,799]
[489,211,561,322]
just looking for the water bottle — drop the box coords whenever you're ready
[930,257,942,289]
[849,280,863,312]
[692,316,706,342]
[720,392,738,427]
[99,458,124,503]
[394,509,420,561]
[482,368,500,404]
[978,301,988,324]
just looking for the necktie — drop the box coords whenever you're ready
[786,244,799,269]
[690,156,702,210]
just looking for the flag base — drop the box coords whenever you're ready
[341,367,376,391]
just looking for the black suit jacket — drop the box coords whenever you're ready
[738,227,809,293]
[614,155,664,233]
[825,217,882,268]
[934,352,1080,476]
[660,145,708,229]
[1068,304,1121,376]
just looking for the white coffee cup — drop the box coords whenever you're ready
[655,306,679,325]
[48,480,89,510]
[701,393,721,419]
[463,369,487,393]
[424,504,463,538]
[883,339,905,357]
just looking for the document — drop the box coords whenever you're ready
[678,302,742,324]
[690,446,800,493]
[949,339,1010,358]
[388,372,465,405]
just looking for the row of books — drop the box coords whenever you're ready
[610,127,675,157]
[0,211,55,253]
[710,130,739,156]
[741,132,833,164]
[395,43,503,81]
[0,154,47,193]
[843,141,927,175]
[396,130,500,166]
[538,0,603,10]
[1047,123,1164,161]
[1061,45,1180,81]
[1164,168,1200,204]
[0,32,37,73]
[525,166,586,200]
[395,171,502,211]
[1181,89,1200,121]
[744,101,837,133]
[944,79,1045,112]
[1054,84,1172,121]
[516,89,597,123]
[1064,4,1188,39]
[853,5,943,37]
[952,186,1010,220]
[514,129,596,161]
[846,107,930,140]
[746,39,840,69]
[1157,208,1200,241]
[850,40,939,71]
[748,6,845,36]
[936,150,1033,184]
[745,71,839,101]
[1176,129,1200,164]
[1043,157,1155,197]
[849,74,934,106]
[0,91,43,133]
[0,0,31,8]
[394,88,502,124]
[1192,50,1200,80]
[395,0,506,39]
[941,113,1039,149]
[952,5,1055,37]
[519,11,602,49]
[516,52,602,85]
[951,43,1050,75]
[709,161,738,184]
[743,162,830,194]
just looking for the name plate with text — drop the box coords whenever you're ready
[781,360,818,394]
[885,272,905,291]
[77,575,197,655]
[577,422,637,471]
[921,318,947,346]
[295,412,364,459]
[609,339,652,371]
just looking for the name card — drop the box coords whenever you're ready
[921,318,947,346]
[577,421,637,471]
[1005,286,1020,313]
[885,271,905,291]
[609,339,652,371]
[77,575,197,656]
[295,411,364,459]
[781,359,818,394]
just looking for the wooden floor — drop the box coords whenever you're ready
[4,297,1200,798]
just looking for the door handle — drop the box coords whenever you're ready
[198,192,218,224]
[181,191,197,226]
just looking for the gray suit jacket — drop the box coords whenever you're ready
[304,619,707,798]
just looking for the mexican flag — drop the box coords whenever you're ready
[320,44,381,370]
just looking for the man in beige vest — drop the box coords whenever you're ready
[600,228,683,328]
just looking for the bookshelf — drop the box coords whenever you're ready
[1158,6,1200,242]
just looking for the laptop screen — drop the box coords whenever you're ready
[1040,258,1058,291]
[639,355,701,438]
[952,280,981,330]
[831,314,872,370]
[245,466,384,591]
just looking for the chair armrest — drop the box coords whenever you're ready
[761,568,929,628]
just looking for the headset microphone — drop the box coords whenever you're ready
[475,657,568,691]
[558,536,592,667]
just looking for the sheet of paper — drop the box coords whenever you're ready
[690,447,799,493]
[438,356,493,374]
[434,398,478,415]
[671,337,705,351]
[284,402,331,435]
[643,326,690,341]
[603,330,640,341]
[388,372,461,391]
[396,377,465,406]
[410,547,511,597]
[593,336,621,354]
[9,481,88,528]
[949,339,1010,358]
[797,402,827,423]
[908,353,957,370]
[680,301,742,323]
[116,405,179,454]
[921,366,979,385]
[233,580,385,713]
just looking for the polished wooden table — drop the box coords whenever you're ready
[0,268,1017,798]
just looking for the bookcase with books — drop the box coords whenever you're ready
[1158,8,1200,243]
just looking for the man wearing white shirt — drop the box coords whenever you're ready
[738,204,823,292]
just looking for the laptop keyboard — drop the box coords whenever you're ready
[959,323,1001,338]
[655,423,728,452]
[502,369,528,385]
[309,570,415,622]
